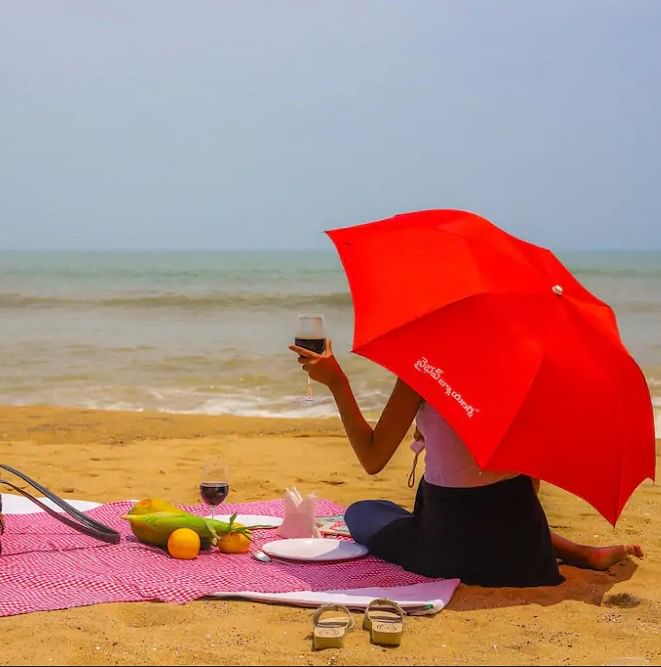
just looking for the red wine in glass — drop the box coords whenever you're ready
[294,337,327,354]
[200,462,229,519]
[200,482,229,507]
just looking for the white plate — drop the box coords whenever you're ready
[262,538,368,562]
[204,514,283,529]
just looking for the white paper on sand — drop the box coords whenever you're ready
[0,494,101,515]
[2,495,460,615]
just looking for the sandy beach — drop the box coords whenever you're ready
[0,405,658,666]
[3,1,660,664]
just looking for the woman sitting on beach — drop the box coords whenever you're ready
[290,341,643,587]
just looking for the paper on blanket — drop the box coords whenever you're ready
[277,487,321,539]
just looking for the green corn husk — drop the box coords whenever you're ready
[123,510,252,549]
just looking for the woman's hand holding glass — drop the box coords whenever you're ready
[288,339,347,391]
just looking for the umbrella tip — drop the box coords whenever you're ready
[552,285,564,296]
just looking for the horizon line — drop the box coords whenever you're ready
[1,247,660,254]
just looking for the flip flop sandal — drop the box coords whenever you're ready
[311,604,355,651]
[363,598,405,647]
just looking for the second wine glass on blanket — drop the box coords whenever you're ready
[200,462,230,521]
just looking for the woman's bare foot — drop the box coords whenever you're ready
[584,544,644,571]
[552,532,644,571]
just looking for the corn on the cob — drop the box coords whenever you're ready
[123,509,251,549]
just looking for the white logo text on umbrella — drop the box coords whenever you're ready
[414,357,480,419]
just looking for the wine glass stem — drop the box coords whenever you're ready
[210,506,215,521]
[306,375,313,400]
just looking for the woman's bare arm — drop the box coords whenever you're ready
[329,375,422,474]
[289,340,422,474]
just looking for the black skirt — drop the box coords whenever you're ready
[368,475,564,587]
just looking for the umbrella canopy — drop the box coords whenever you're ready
[327,209,655,524]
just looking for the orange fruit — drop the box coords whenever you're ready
[218,531,251,554]
[167,528,201,560]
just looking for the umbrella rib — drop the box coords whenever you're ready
[479,332,626,524]
[352,288,547,352]
[352,293,479,352]
[479,351,548,475]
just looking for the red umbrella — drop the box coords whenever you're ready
[327,209,655,524]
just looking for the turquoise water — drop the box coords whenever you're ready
[0,250,659,432]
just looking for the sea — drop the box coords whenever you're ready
[0,250,659,434]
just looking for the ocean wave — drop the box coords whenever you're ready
[0,291,352,310]
[612,301,661,314]
[3,287,659,313]
[572,266,661,279]
[0,393,341,420]
[0,382,388,420]
[0,383,656,433]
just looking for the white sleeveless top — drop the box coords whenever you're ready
[415,402,517,488]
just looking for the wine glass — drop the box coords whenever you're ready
[200,462,229,520]
[293,313,327,403]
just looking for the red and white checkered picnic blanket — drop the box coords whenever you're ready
[0,499,439,617]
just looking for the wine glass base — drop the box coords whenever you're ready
[291,395,319,404]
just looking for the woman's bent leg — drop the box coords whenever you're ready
[345,500,412,546]
[551,532,643,571]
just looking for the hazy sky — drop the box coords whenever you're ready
[1,1,659,251]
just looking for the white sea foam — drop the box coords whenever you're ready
[0,383,389,421]
[178,395,339,419]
